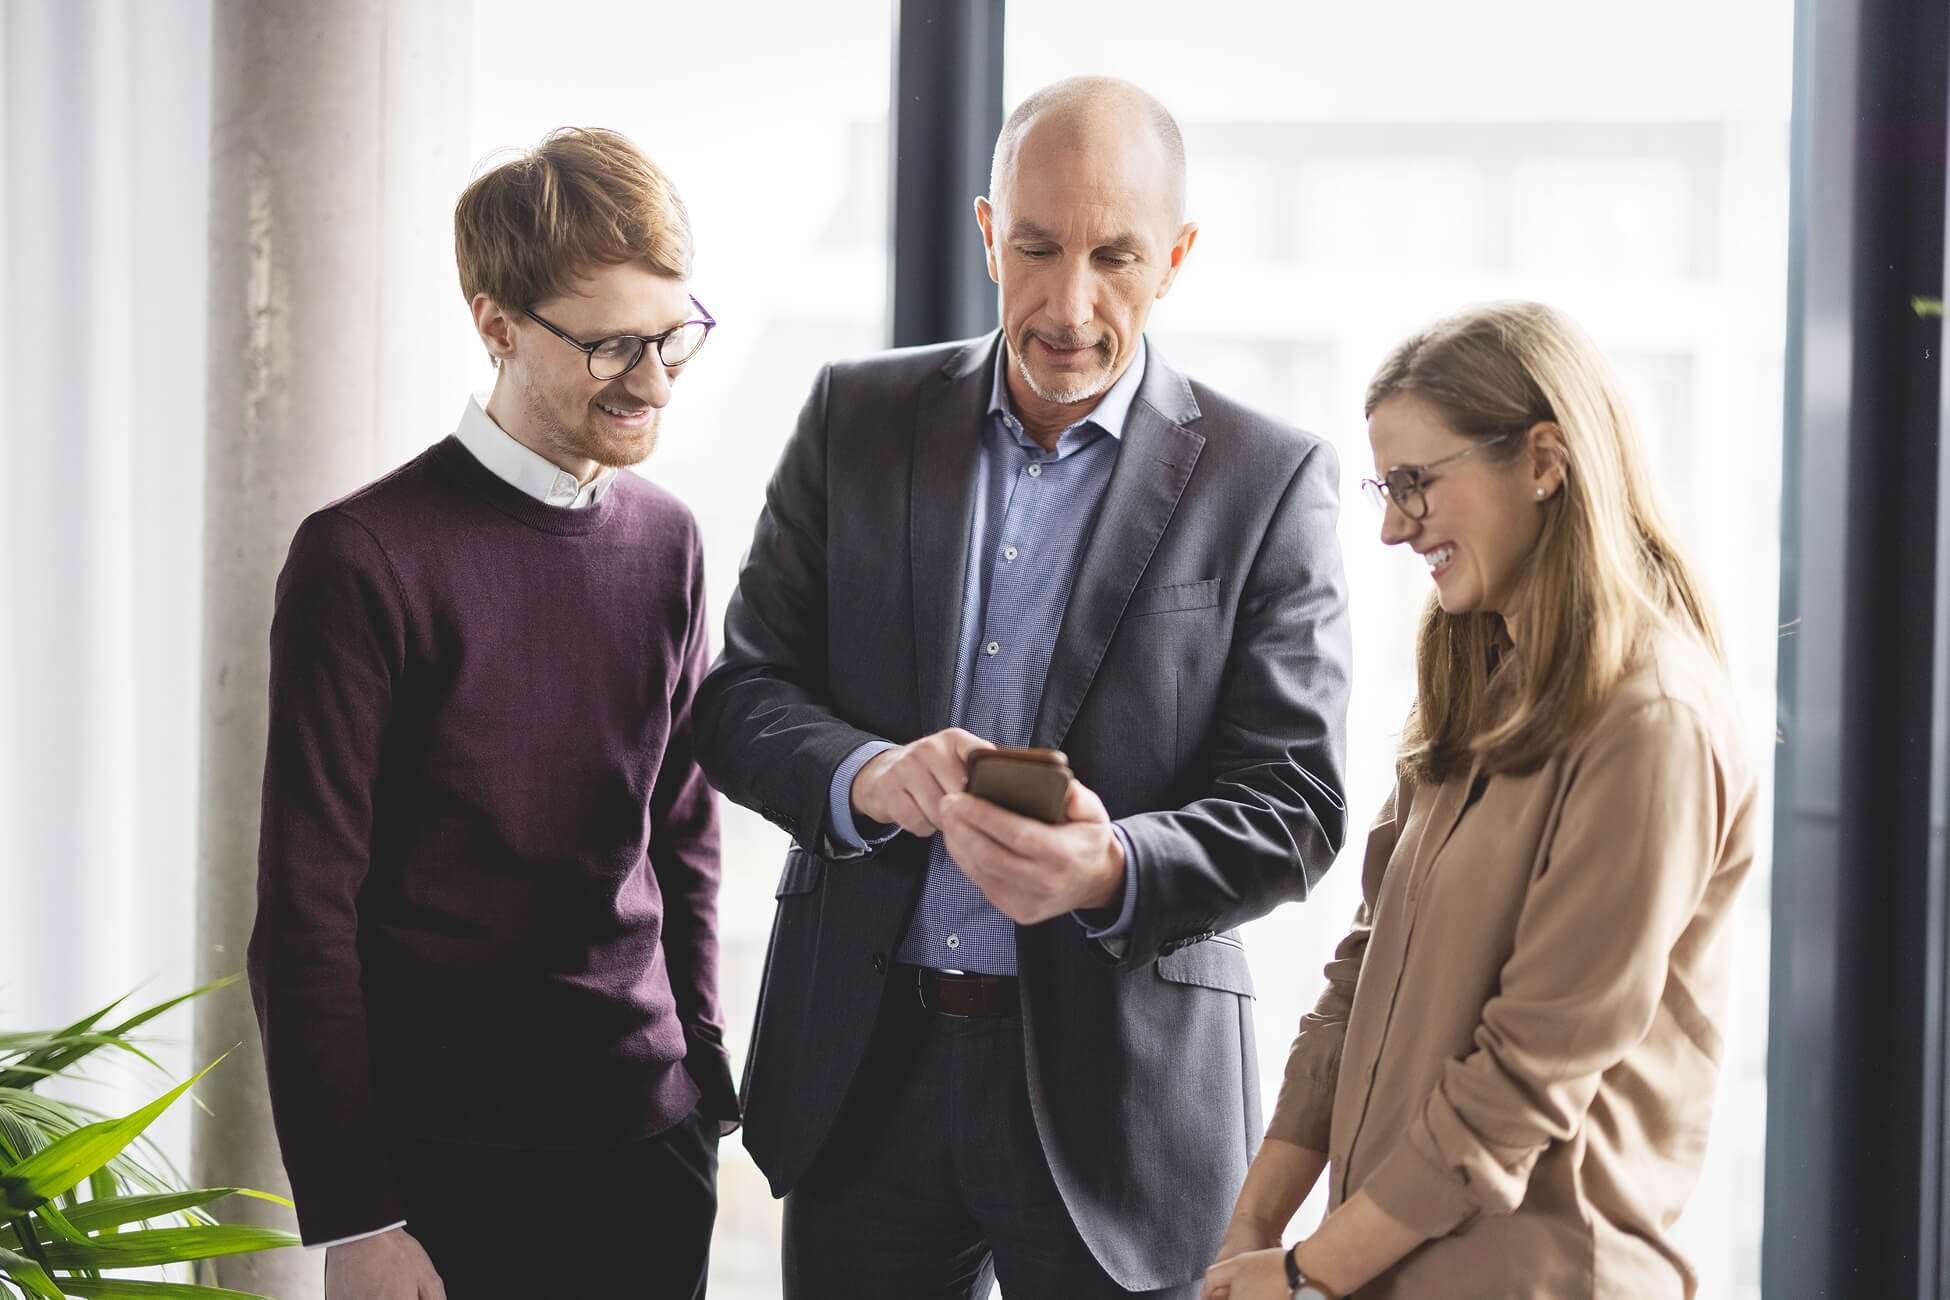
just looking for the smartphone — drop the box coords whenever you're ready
[965,746,1075,824]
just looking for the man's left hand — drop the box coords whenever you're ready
[938,779,1124,924]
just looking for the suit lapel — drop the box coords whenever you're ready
[910,335,999,733]
[1031,347,1205,750]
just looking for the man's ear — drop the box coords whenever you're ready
[1157,221,1199,299]
[974,196,1001,286]
[472,293,518,366]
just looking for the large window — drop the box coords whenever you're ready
[469,6,893,1292]
[472,4,1786,1294]
[1006,5,1789,1296]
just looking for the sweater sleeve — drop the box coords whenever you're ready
[649,521,736,1125]
[1265,779,1405,1150]
[246,508,409,1245]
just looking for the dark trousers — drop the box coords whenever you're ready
[783,983,1197,1300]
[390,1110,718,1299]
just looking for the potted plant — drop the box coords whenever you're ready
[1,978,298,1298]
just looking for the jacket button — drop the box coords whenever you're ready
[871,952,887,975]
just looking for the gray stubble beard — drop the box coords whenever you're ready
[1012,336,1115,407]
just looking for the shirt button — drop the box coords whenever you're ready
[985,641,1000,656]
[1003,546,1018,561]
[946,934,961,950]
[1027,464,1042,478]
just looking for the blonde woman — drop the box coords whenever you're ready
[1203,302,1756,1299]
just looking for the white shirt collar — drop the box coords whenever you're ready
[453,396,617,509]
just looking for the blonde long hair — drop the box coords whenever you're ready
[1369,302,1723,782]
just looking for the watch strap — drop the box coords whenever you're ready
[1284,1243,1338,1300]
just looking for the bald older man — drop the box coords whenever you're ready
[696,77,1352,1297]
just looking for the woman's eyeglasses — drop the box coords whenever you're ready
[1359,434,1514,520]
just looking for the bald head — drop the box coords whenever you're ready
[972,76,1198,438]
[988,76,1186,224]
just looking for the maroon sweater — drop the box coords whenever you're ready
[247,436,733,1245]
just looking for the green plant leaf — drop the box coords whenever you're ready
[26,1201,84,1245]
[0,1045,82,1063]
[0,993,130,1092]
[0,978,237,1093]
[34,1189,284,1238]
[1,995,130,1057]
[0,1244,61,1300]
[36,1223,298,1270]
[0,985,286,1290]
[0,1091,191,1197]
[0,1062,218,1214]
[47,1282,276,1300]
[0,1112,40,1168]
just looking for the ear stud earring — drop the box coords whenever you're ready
[1536,488,1547,498]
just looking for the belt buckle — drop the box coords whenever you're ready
[916,968,972,1020]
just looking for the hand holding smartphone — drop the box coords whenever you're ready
[964,746,1074,824]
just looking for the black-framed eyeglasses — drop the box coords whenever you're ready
[523,295,716,380]
[1360,433,1514,520]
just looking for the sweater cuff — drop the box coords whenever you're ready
[1358,1128,1480,1240]
[273,1085,408,1245]
[682,1022,741,1128]
[309,1220,407,1251]
[294,1180,409,1249]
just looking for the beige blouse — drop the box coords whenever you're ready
[1267,631,1757,1299]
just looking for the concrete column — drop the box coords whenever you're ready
[194,2,469,1293]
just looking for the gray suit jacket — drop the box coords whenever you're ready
[695,333,1352,1290]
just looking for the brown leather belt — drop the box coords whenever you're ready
[904,964,1021,1019]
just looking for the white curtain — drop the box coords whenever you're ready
[1,0,213,1165]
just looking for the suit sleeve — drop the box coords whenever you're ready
[1264,780,1405,1150]
[649,520,737,1125]
[1112,439,1354,965]
[693,365,889,854]
[246,509,407,1245]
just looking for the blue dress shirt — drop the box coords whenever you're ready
[825,340,1148,973]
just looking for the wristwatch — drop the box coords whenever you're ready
[1285,1243,1338,1300]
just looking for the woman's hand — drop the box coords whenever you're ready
[1212,1213,1281,1265]
[1201,1245,1296,1300]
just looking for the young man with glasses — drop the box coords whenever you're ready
[248,127,732,1300]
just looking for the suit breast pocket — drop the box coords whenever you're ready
[774,847,824,898]
[1123,577,1222,620]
